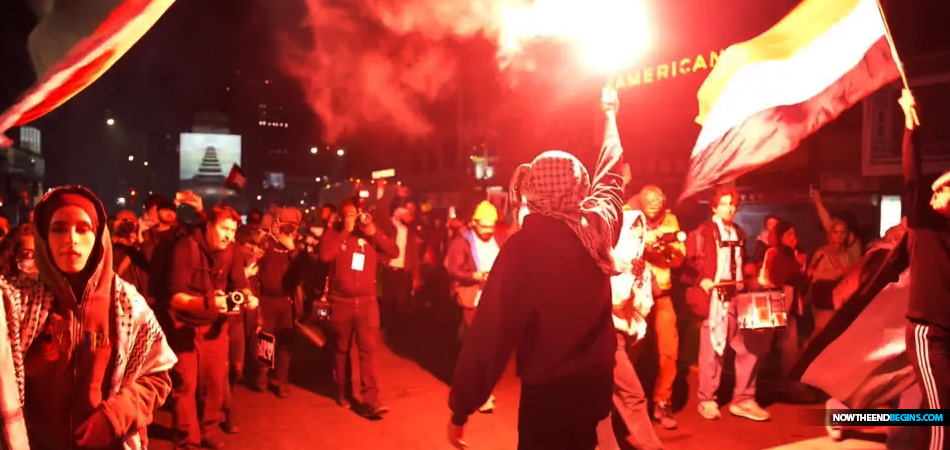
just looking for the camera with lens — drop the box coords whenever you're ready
[226,291,245,312]
[650,231,687,249]
[358,212,372,225]
[114,219,138,241]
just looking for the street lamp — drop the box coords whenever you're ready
[128,155,134,161]
[106,118,115,126]
[310,147,318,154]
[256,195,262,201]
[143,161,149,166]
[336,148,345,157]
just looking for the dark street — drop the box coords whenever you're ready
[146,310,886,450]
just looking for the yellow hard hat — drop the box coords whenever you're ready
[473,200,498,225]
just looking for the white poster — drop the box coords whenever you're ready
[180,133,241,183]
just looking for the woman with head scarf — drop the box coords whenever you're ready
[0,186,177,450]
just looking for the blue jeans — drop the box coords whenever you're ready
[698,314,772,404]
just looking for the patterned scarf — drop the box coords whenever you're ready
[509,151,619,275]
[0,274,177,450]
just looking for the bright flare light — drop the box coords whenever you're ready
[498,0,651,72]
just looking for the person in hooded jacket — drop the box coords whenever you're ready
[0,186,178,450]
[447,86,627,450]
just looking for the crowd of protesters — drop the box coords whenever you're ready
[0,87,945,450]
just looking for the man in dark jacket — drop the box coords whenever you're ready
[680,187,771,422]
[167,204,259,450]
[447,87,627,450]
[319,197,399,419]
[374,188,423,330]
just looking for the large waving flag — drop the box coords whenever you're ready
[680,0,900,200]
[789,237,914,409]
[0,0,175,147]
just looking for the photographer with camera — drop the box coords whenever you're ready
[636,185,686,429]
[319,196,398,419]
[112,210,151,300]
[251,207,309,399]
[166,204,259,450]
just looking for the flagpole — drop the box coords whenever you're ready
[874,0,920,125]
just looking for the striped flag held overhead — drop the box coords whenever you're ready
[681,0,901,200]
[0,0,175,147]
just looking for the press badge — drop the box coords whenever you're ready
[351,253,365,271]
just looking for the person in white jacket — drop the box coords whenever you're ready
[596,208,666,450]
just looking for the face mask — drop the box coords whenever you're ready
[17,258,37,275]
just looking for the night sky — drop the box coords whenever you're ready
[1,0,948,203]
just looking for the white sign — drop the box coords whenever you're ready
[372,168,395,179]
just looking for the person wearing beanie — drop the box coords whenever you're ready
[448,86,628,449]
[251,207,309,399]
[758,221,819,404]
[0,186,177,450]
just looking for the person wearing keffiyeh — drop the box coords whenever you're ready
[0,186,177,450]
[447,86,628,450]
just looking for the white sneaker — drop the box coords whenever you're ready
[697,400,721,420]
[729,400,770,421]
[478,394,496,413]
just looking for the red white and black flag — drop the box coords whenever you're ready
[789,236,914,409]
[0,0,175,146]
[225,164,247,193]
[680,0,900,200]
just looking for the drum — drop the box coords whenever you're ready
[735,290,787,330]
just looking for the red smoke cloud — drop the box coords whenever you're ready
[270,0,646,144]
[270,0,491,144]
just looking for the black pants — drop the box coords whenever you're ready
[169,322,229,449]
[328,299,381,408]
[381,267,411,328]
[222,308,258,422]
[255,296,295,386]
[907,321,950,450]
[518,369,613,450]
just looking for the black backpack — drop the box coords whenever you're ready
[144,224,201,306]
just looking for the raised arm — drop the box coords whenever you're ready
[581,87,627,247]
[899,89,930,229]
